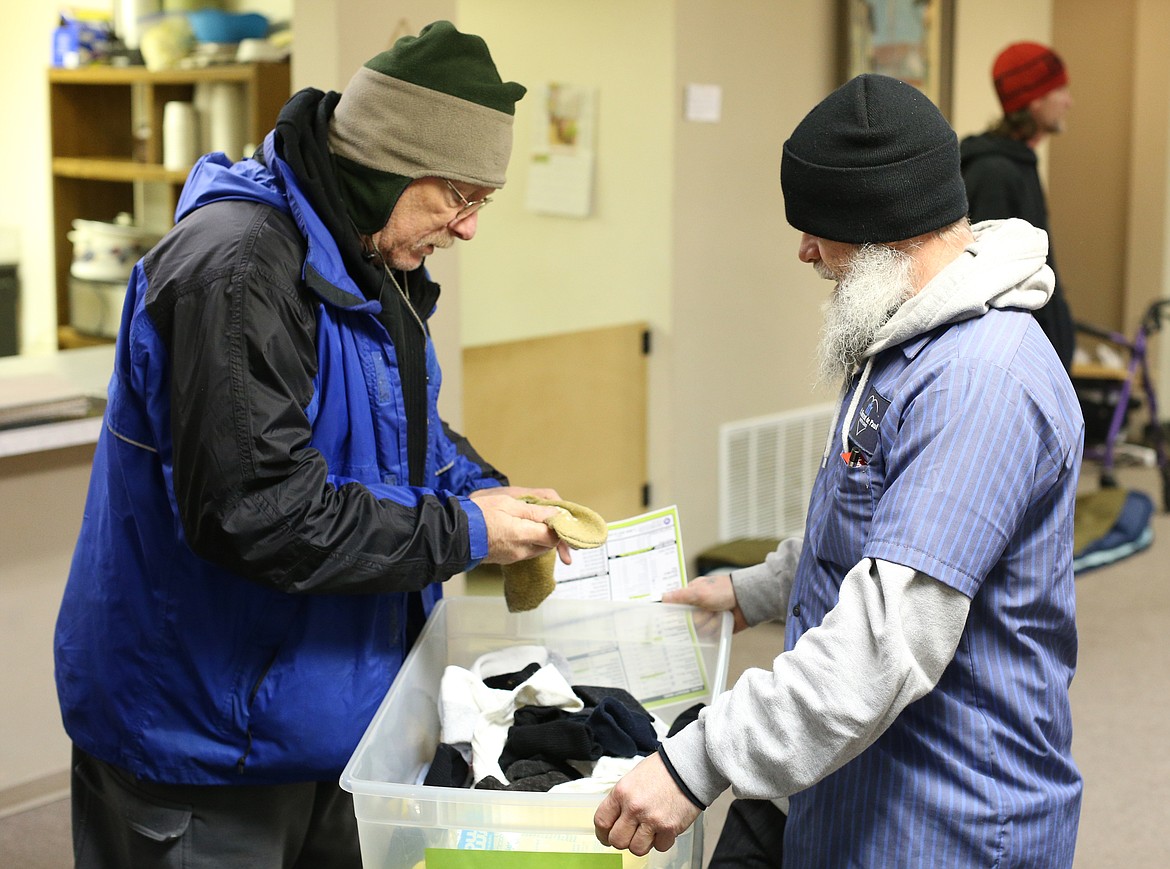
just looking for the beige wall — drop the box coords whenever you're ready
[1050,0,1135,333]
[447,0,1087,559]
[0,3,60,355]
[1051,0,1170,417]
[292,1,449,98]
[664,0,839,550]
[440,0,1062,556]
[1124,0,1170,327]
[456,0,674,349]
[662,0,1060,558]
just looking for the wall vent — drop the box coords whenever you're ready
[718,403,836,541]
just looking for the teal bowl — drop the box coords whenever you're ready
[187,10,268,44]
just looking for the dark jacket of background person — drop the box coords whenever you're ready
[961,132,1076,370]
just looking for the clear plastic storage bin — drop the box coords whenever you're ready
[340,595,732,868]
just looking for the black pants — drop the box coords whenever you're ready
[709,798,787,868]
[71,745,363,869]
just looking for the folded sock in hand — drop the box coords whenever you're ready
[502,497,608,613]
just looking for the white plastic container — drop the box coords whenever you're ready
[69,277,128,339]
[204,81,245,159]
[340,595,732,869]
[68,215,163,283]
[162,101,199,170]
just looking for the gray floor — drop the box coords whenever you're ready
[0,794,69,869]
[3,465,1167,868]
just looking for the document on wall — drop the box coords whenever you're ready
[525,82,597,218]
[550,505,687,602]
[550,506,713,709]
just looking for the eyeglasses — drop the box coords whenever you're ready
[445,179,492,221]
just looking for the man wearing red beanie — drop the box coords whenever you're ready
[961,41,1076,371]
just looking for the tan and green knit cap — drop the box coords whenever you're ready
[329,20,527,233]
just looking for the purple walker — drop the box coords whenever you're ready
[1073,299,1170,511]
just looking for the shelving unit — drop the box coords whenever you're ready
[48,62,290,348]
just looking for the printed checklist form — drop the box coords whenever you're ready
[547,505,714,710]
[550,506,687,602]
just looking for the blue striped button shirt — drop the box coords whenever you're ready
[785,308,1084,868]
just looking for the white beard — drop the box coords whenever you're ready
[815,244,917,386]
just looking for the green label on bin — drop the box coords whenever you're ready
[425,848,621,868]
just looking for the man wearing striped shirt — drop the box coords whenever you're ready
[595,74,1084,867]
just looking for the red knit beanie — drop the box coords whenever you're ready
[993,42,1068,114]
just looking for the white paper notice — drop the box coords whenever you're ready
[525,82,597,218]
[684,83,722,123]
[551,506,686,602]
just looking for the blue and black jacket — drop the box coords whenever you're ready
[54,89,506,785]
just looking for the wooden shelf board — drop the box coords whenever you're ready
[49,61,290,351]
[48,62,286,86]
[58,326,116,350]
[53,157,190,184]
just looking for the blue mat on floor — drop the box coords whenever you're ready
[1073,488,1155,575]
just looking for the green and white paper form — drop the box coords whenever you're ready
[550,506,687,603]
[549,506,711,710]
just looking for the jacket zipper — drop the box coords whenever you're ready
[237,651,278,773]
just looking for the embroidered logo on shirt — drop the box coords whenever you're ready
[849,389,890,458]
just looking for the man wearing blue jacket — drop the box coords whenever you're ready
[55,21,565,868]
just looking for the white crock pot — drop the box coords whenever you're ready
[68,214,164,283]
[69,277,129,339]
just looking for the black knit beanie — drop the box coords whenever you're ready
[328,20,526,234]
[780,74,968,244]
